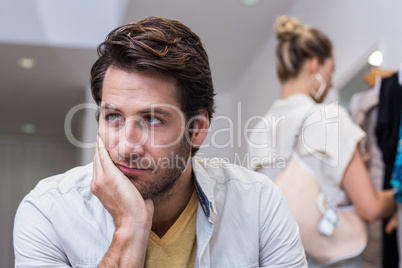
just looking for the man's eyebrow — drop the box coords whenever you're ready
[100,104,122,113]
[139,107,172,117]
[100,105,173,116]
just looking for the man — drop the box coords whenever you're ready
[14,16,306,267]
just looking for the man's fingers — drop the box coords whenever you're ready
[91,145,101,194]
[96,136,127,179]
[144,199,154,216]
[97,136,116,171]
[93,144,102,176]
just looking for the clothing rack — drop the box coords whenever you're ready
[364,67,395,88]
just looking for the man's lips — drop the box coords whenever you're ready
[116,164,150,174]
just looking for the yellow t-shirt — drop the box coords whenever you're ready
[145,190,198,268]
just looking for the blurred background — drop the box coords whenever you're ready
[2,0,402,266]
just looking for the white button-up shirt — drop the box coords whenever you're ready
[14,157,307,267]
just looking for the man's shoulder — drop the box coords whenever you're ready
[192,156,272,187]
[27,163,93,199]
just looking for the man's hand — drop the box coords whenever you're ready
[92,136,153,267]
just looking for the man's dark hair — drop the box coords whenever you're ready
[90,16,215,155]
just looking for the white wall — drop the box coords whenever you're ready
[227,0,402,163]
[288,0,402,86]
[78,86,98,165]
[197,92,239,162]
[0,0,128,47]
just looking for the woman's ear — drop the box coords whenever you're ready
[308,57,320,74]
[189,110,209,148]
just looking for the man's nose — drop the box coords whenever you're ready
[118,117,147,159]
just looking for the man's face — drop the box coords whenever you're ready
[98,67,191,199]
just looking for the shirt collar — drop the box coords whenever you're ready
[192,156,217,218]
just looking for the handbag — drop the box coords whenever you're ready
[274,108,368,265]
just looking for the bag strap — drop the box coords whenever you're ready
[286,105,341,235]
[285,105,315,164]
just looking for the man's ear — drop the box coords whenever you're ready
[189,110,209,148]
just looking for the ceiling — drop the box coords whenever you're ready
[0,0,295,140]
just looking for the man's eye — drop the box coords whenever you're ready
[106,114,123,123]
[145,116,162,125]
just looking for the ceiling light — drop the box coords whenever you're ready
[240,0,261,6]
[21,123,37,134]
[18,57,36,69]
[368,51,383,67]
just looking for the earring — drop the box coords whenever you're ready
[308,74,326,101]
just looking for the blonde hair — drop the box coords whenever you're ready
[274,15,332,82]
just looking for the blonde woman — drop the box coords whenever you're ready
[248,16,396,267]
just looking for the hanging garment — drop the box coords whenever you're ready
[375,72,402,268]
[351,89,384,191]
[391,112,402,201]
[376,73,402,189]
[350,88,384,268]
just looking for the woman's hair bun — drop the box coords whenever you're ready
[274,15,304,41]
